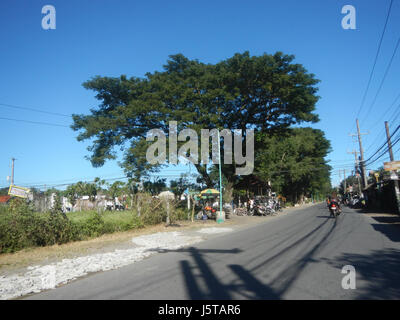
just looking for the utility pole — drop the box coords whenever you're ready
[343,169,347,194]
[347,150,362,195]
[384,121,400,214]
[356,119,368,189]
[350,120,369,190]
[217,130,224,223]
[10,158,16,186]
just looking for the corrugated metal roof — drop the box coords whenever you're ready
[0,195,11,203]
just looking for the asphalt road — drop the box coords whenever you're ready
[27,203,400,299]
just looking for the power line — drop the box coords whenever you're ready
[361,36,400,124]
[390,104,400,125]
[16,172,126,186]
[365,134,400,166]
[366,92,400,137]
[0,116,70,128]
[365,127,387,154]
[365,125,400,163]
[365,101,400,154]
[0,102,71,118]
[355,0,394,119]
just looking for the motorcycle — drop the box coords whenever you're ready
[329,203,341,218]
[249,201,270,216]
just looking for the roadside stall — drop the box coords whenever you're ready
[196,188,220,220]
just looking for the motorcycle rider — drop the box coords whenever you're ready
[326,196,331,207]
[328,195,342,215]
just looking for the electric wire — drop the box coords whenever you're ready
[0,116,70,128]
[361,36,400,124]
[355,0,394,120]
[0,102,71,118]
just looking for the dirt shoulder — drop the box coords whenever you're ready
[0,203,315,275]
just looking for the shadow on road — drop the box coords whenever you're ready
[370,224,400,242]
[179,247,280,299]
[155,213,338,299]
[323,248,400,299]
[151,247,279,299]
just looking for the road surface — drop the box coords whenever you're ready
[26,203,400,299]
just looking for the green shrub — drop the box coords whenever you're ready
[0,195,190,254]
[140,206,166,225]
[78,212,106,238]
[170,207,188,223]
[0,209,79,254]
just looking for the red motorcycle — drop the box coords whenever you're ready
[329,202,341,218]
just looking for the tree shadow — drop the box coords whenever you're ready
[323,248,400,299]
[157,247,280,299]
[264,218,338,296]
[154,216,338,300]
[370,216,400,224]
[370,224,400,242]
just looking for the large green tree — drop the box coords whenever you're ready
[72,52,320,187]
[254,128,331,202]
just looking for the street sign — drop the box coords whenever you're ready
[384,161,400,171]
[8,185,30,198]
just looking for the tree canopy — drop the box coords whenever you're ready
[72,52,320,182]
[254,128,331,202]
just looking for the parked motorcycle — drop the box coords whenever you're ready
[249,200,269,216]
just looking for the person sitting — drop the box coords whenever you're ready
[329,196,342,214]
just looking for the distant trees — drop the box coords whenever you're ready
[0,187,9,196]
[142,178,167,196]
[64,179,104,211]
[169,174,199,200]
[107,181,125,209]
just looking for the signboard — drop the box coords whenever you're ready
[8,185,30,198]
[384,161,400,172]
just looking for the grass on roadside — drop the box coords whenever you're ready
[0,197,189,254]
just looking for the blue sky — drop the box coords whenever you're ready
[1,0,399,189]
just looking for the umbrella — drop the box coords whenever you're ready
[199,189,220,199]
[200,189,220,195]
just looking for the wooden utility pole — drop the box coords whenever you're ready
[347,150,362,195]
[10,158,16,186]
[384,121,400,214]
[385,121,395,160]
[356,119,368,189]
[350,120,369,190]
[343,169,347,193]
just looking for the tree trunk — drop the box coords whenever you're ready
[191,196,195,222]
[136,194,141,217]
[194,163,213,187]
[166,199,170,226]
[224,181,234,204]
